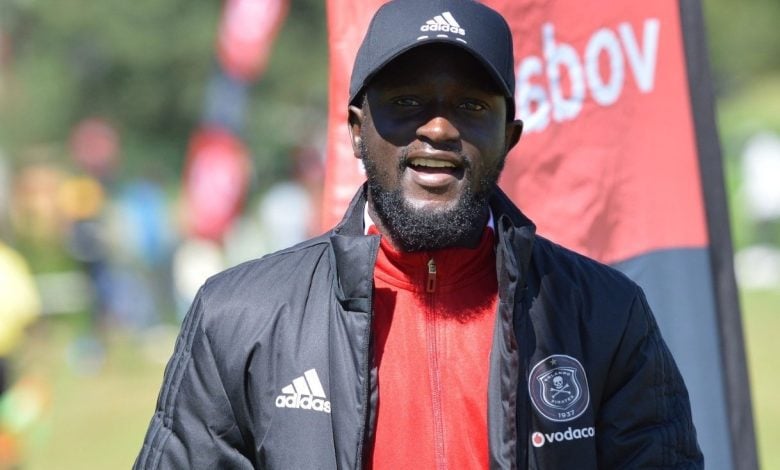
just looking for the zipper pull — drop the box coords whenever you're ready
[426,258,437,293]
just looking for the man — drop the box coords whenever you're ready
[135,0,703,468]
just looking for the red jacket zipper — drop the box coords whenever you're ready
[427,258,437,293]
[425,257,447,469]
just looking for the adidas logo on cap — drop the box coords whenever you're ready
[419,11,466,37]
[275,369,331,414]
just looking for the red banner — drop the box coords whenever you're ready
[323,0,707,265]
[217,0,289,81]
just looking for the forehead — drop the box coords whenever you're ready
[367,44,502,95]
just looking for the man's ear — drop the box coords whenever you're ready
[504,119,523,154]
[348,104,365,159]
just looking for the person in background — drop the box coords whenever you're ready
[135,0,702,468]
[0,240,41,467]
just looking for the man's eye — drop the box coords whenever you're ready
[393,97,420,107]
[460,101,487,111]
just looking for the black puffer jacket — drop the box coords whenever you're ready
[134,185,702,469]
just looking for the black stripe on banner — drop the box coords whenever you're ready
[677,1,758,469]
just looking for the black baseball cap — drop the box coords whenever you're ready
[349,0,516,116]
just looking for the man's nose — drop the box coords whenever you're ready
[416,113,460,145]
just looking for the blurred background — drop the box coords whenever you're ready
[0,0,777,468]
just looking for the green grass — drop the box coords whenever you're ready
[8,319,171,469]
[3,289,779,468]
[741,288,780,470]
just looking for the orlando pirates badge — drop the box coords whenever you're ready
[529,354,590,422]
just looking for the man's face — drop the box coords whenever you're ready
[349,44,522,251]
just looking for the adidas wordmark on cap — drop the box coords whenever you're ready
[349,0,515,113]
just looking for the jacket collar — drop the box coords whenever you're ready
[330,185,378,306]
[332,184,371,237]
[489,186,536,288]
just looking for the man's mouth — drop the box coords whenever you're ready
[404,156,465,189]
[409,158,457,169]
[407,157,462,175]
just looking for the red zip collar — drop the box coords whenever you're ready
[369,226,496,294]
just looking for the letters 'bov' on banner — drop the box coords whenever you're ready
[323,1,756,468]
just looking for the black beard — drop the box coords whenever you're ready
[361,142,501,252]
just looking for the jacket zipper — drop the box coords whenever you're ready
[426,257,447,469]
[427,258,437,293]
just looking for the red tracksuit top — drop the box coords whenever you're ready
[369,227,498,469]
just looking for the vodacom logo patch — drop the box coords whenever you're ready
[531,426,596,448]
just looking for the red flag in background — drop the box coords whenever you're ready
[323,1,756,468]
[323,1,380,229]
[217,0,290,81]
[499,2,706,263]
[183,127,251,241]
[183,0,289,244]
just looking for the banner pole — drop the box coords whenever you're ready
[678,1,758,468]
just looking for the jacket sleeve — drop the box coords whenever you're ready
[597,288,704,469]
[133,291,253,469]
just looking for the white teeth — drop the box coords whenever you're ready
[410,158,456,168]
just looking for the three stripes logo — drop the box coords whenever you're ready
[275,369,331,414]
[419,11,466,37]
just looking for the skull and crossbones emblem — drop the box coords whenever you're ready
[531,356,589,420]
[551,375,571,398]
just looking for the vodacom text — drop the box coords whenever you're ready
[516,18,661,133]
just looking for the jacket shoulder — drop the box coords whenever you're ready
[525,235,650,355]
[531,235,640,298]
[193,235,335,332]
[205,235,331,295]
